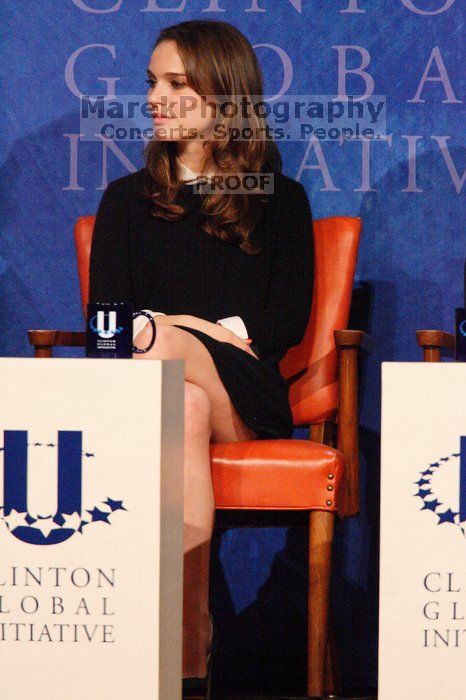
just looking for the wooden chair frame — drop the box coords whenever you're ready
[416,329,455,362]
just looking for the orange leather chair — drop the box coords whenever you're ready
[29,214,372,699]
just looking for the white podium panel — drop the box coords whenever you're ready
[0,358,184,700]
[380,362,466,700]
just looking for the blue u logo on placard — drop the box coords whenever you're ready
[3,430,82,545]
[1,430,127,546]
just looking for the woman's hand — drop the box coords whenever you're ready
[225,332,259,360]
[155,314,259,360]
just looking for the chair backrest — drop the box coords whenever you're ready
[74,214,361,428]
[279,216,361,426]
[74,215,95,317]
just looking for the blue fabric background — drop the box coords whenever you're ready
[1,0,464,693]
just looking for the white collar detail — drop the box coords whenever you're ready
[176,156,215,183]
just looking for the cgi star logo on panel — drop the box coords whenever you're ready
[413,436,466,538]
[0,431,127,546]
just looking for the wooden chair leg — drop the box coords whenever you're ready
[325,625,341,698]
[308,510,335,699]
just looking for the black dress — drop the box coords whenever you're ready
[88,168,314,440]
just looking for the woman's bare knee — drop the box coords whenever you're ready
[184,382,212,439]
[132,323,184,358]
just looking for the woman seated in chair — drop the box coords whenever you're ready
[88,17,314,696]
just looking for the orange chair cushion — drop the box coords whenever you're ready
[210,439,345,512]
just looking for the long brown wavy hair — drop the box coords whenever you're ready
[143,19,282,255]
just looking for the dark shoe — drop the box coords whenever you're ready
[182,675,209,698]
[182,614,215,699]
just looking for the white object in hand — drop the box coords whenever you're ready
[216,315,249,340]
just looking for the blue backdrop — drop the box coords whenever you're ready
[1,1,464,694]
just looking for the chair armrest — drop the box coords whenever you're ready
[28,330,86,357]
[334,329,374,352]
[416,329,455,362]
[334,329,374,518]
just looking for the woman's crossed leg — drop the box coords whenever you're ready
[133,323,257,677]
